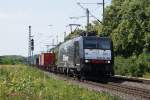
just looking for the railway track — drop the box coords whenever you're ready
[45,73,150,99]
[58,75,150,99]
[84,81,150,100]
[112,75,150,84]
[40,67,150,100]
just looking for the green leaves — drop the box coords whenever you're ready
[100,0,150,56]
[115,53,150,77]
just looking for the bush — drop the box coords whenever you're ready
[115,53,150,77]
[137,53,150,73]
[114,56,135,76]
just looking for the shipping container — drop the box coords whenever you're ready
[39,53,55,66]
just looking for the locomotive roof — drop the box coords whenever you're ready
[60,36,111,46]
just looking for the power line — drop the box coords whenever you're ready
[77,1,104,23]
[69,16,87,19]
[77,2,103,35]
[103,0,105,21]
[68,24,81,34]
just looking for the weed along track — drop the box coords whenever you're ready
[43,70,150,100]
[0,65,119,100]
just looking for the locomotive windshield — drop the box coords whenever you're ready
[84,38,97,49]
[98,38,111,50]
[84,37,111,50]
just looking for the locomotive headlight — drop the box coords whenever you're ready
[108,61,110,63]
[85,60,89,63]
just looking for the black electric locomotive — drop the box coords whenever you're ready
[57,36,114,78]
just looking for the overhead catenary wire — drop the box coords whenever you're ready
[76,2,104,35]
[77,2,103,23]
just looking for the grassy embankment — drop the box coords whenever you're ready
[0,65,119,100]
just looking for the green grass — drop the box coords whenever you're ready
[0,65,120,100]
[143,73,150,79]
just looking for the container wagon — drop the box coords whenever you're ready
[38,53,56,71]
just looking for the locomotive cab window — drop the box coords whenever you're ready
[84,38,97,49]
[98,39,111,50]
[84,37,111,50]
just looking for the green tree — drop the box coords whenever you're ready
[100,0,150,56]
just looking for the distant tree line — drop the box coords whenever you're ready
[0,56,26,65]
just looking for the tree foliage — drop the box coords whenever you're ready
[115,53,150,77]
[101,0,150,56]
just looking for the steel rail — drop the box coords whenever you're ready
[85,81,150,100]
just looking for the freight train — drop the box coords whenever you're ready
[36,36,114,79]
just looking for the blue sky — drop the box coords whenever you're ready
[0,0,111,56]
